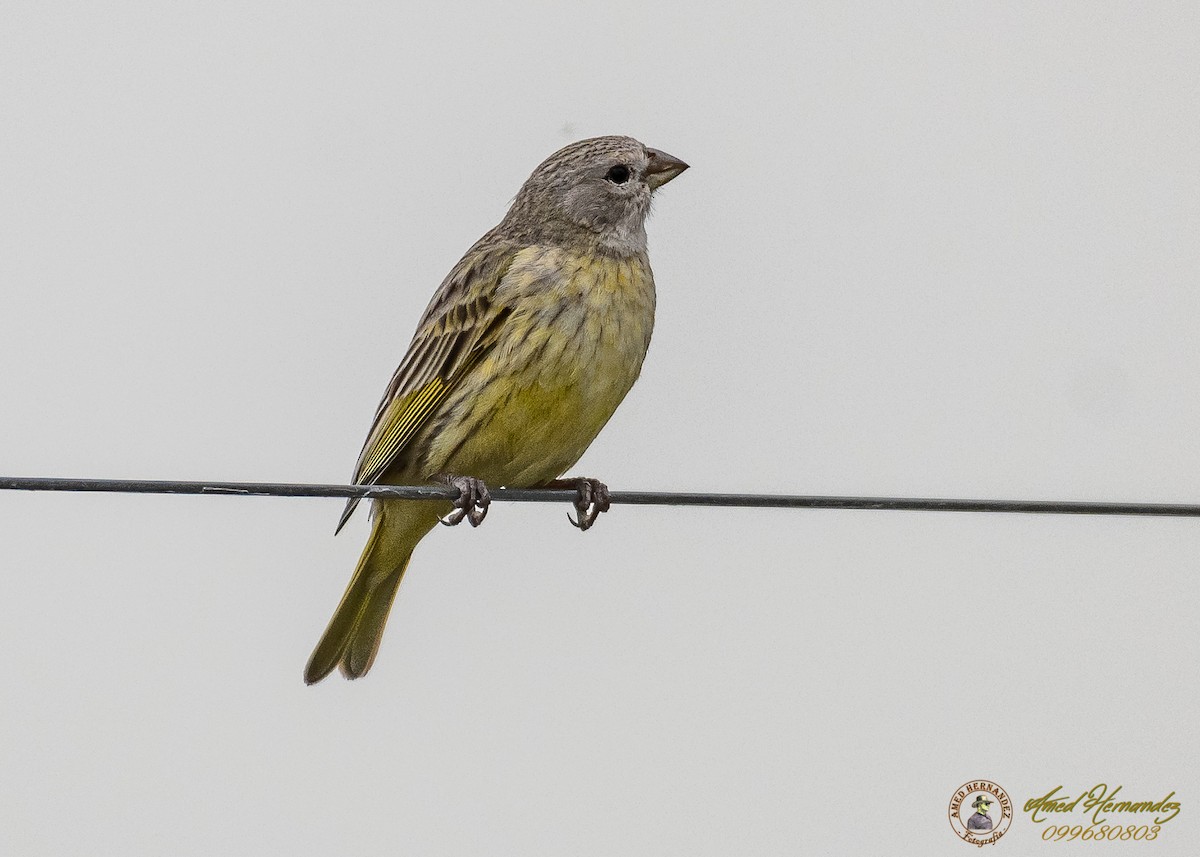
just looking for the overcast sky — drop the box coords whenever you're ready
[2,2,1197,854]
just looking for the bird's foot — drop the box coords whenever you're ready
[545,477,611,532]
[437,475,491,527]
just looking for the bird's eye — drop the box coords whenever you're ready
[605,164,631,184]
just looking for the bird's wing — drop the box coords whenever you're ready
[336,242,517,533]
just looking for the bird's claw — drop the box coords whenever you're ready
[439,475,490,527]
[567,478,611,532]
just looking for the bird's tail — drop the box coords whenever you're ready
[304,500,439,684]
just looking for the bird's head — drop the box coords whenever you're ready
[505,135,688,254]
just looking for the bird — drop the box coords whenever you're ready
[304,136,688,684]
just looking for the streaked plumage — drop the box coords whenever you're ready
[305,136,687,683]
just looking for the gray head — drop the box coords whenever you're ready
[501,135,688,254]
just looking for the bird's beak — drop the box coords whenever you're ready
[645,148,689,190]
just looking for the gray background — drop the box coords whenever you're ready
[2,2,1196,854]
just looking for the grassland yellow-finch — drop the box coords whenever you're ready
[305,136,688,684]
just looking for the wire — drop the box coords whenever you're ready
[2,475,1199,517]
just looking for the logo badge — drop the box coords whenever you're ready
[950,780,1013,846]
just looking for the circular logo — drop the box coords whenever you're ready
[949,780,1013,846]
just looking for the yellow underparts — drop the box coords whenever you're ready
[426,246,655,487]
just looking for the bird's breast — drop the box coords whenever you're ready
[514,247,656,390]
[433,246,656,485]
